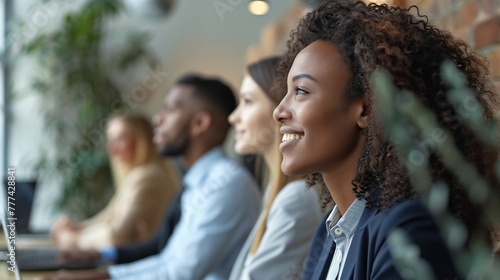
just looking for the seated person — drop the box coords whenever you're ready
[228,57,324,279]
[51,113,179,250]
[52,187,184,266]
[37,74,261,280]
[273,1,500,279]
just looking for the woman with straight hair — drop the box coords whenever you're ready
[228,57,324,280]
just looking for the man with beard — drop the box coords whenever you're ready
[37,74,261,280]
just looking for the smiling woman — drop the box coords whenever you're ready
[230,75,276,155]
[228,57,323,280]
[275,41,364,189]
[273,1,500,279]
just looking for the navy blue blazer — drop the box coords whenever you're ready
[302,199,459,280]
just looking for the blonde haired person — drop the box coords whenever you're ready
[51,113,179,250]
[228,57,324,280]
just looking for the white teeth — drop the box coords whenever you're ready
[281,133,304,143]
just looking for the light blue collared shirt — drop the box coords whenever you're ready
[326,198,366,280]
[108,147,261,280]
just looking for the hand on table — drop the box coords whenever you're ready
[52,216,77,235]
[51,216,82,247]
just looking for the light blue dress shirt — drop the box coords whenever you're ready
[326,198,366,280]
[107,147,261,280]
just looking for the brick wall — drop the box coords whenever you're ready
[417,0,500,96]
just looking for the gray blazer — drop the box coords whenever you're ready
[229,180,323,280]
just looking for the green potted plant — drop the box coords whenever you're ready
[16,0,155,219]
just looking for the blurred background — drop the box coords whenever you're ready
[1,0,498,232]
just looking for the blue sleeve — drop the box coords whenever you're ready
[99,247,118,263]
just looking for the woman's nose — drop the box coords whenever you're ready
[273,95,291,123]
[228,106,240,125]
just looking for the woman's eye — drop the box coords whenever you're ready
[243,98,252,105]
[295,86,308,95]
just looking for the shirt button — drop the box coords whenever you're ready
[334,228,342,236]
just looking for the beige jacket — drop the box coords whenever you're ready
[76,159,178,249]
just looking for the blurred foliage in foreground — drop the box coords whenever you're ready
[372,61,500,279]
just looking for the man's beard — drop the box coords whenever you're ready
[159,138,189,157]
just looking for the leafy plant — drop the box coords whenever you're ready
[16,0,154,219]
[372,63,500,279]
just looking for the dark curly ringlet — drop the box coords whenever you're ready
[274,0,500,243]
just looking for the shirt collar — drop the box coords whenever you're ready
[325,198,366,239]
[183,146,225,189]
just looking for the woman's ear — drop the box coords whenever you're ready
[190,111,213,137]
[355,97,369,129]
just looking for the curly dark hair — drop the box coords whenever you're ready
[274,1,500,240]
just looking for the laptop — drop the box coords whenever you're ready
[0,248,105,272]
